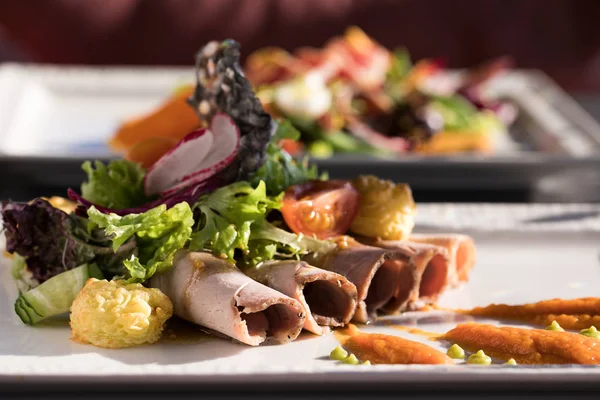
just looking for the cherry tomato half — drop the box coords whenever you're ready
[281,180,360,239]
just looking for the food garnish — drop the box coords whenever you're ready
[280,180,360,240]
[2,198,132,287]
[335,324,453,365]
[70,279,173,348]
[187,40,275,181]
[579,326,600,339]
[15,264,104,325]
[329,345,349,361]
[350,175,416,240]
[467,350,492,365]
[443,323,600,365]
[504,358,518,366]
[341,353,360,365]
[546,320,565,332]
[143,113,240,197]
[81,160,151,210]
[188,180,334,267]
[458,297,600,330]
[87,202,194,283]
[446,344,466,359]
[250,119,322,196]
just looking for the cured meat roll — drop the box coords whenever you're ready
[409,234,476,287]
[307,239,419,323]
[150,251,305,346]
[246,260,357,335]
[363,239,452,305]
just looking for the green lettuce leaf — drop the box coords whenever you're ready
[385,47,412,101]
[2,198,131,287]
[245,220,335,267]
[189,180,334,267]
[81,160,151,209]
[387,48,412,83]
[189,181,281,261]
[87,202,194,282]
[429,95,478,131]
[251,121,323,196]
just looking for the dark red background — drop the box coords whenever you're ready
[0,0,599,92]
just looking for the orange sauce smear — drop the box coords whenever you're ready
[458,297,600,330]
[390,325,441,340]
[442,322,600,365]
[335,324,452,365]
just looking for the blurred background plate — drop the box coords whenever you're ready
[1,64,600,202]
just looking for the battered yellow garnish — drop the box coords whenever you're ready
[70,279,173,349]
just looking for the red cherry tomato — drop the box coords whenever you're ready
[281,180,360,239]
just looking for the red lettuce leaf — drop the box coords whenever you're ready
[1,199,129,284]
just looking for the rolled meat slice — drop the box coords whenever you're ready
[149,251,305,346]
[357,238,451,306]
[409,234,476,287]
[306,239,419,323]
[246,260,358,335]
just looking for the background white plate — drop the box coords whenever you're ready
[1,63,599,159]
[1,203,599,386]
[0,64,194,158]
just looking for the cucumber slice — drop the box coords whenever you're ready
[14,263,104,325]
[11,254,40,294]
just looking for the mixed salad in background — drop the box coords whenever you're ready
[109,27,517,164]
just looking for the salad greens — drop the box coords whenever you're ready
[245,219,334,267]
[189,180,333,267]
[1,198,124,286]
[87,202,194,283]
[1,39,342,328]
[430,95,502,133]
[385,47,412,101]
[189,181,280,262]
[251,120,322,196]
[14,263,104,325]
[11,254,34,293]
[81,160,151,210]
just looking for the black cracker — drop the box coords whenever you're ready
[187,39,275,183]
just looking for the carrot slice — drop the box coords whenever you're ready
[109,85,201,152]
[125,136,179,169]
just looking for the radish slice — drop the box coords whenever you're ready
[144,128,214,196]
[68,179,216,216]
[160,113,240,196]
[144,113,240,197]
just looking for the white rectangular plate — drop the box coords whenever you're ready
[0,64,194,158]
[1,203,600,386]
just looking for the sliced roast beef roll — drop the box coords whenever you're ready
[246,260,357,335]
[149,251,305,346]
[409,234,476,287]
[306,239,419,323]
[359,238,451,306]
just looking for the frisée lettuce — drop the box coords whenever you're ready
[81,160,152,210]
[189,180,334,267]
[87,202,194,283]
